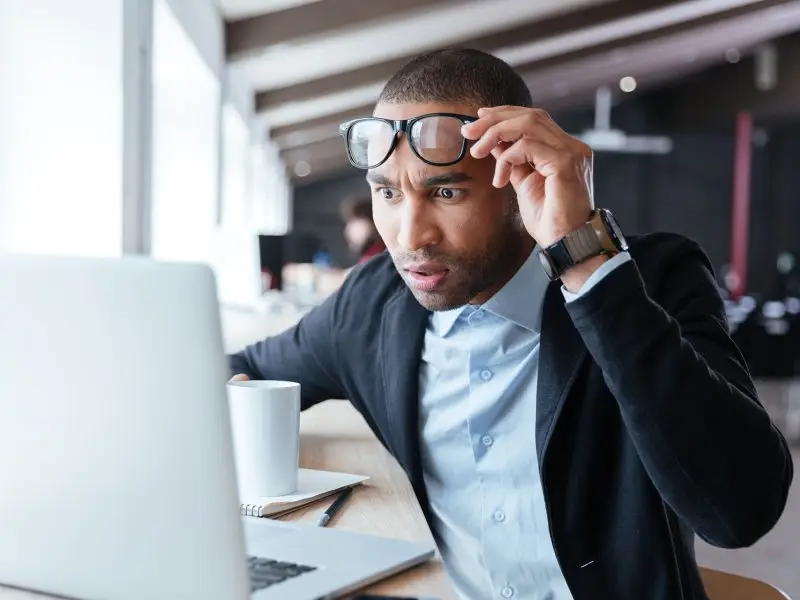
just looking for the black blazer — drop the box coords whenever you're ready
[230,233,793,600]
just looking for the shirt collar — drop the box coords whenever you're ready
[430,248,548,336]
[430,305,463,336]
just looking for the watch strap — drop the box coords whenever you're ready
[540,211,619,280]
[543,238,574,275]
[563,223,603,263]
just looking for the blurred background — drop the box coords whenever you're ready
[1,0,799,595]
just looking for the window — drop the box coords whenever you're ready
[0,0,124,256]
[149,0,220,263]
[220,102,252,228]
[253,141,292,234]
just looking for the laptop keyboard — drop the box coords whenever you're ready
[248,555,317,592]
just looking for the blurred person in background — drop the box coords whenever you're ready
[308,197,387,296]
[230,48,793,600]
[340,196,386,264]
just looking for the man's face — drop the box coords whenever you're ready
[368,101,530,311]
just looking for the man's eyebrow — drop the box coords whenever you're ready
[423,172,473,187]
[366,172,395,186]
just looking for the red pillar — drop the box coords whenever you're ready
[730,111,752,300]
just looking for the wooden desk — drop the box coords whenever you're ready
[0,400,455,600]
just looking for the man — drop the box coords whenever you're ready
[230,49,793,600]
[340,196,386,264]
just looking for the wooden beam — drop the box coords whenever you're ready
[253,0,683,109]
[281,136,344,164]
[269,103,375,139]
[226,0,458,59]
[264,0,795,137]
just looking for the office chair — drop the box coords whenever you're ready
[700,566,791,599]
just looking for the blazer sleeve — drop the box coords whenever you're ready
[565,238,793,549]
[228,283,347,411]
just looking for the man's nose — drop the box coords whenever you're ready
[396,197,440,252]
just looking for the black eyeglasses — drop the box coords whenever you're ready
[338,113,477,170]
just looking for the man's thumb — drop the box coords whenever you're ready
[229,374,250,382]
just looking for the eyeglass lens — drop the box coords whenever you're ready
[347,115,468,168]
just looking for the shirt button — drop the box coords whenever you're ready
[472,310,485,321]
[479,369,493,381]
[501,585,515,598]
[481,435,493,447]
[493,509,506,522]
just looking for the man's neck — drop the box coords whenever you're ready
[469,237,536,305]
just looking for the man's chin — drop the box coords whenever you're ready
[405,284,467,312]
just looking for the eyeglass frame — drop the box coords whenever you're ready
[338,112,478,170]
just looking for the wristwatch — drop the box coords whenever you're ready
[537,208,628,281]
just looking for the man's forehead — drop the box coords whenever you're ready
[369,166,461,181]
[372,101,478,120]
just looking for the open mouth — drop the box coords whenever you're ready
[405,268,449,292]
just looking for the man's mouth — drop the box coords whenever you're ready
[404,263,450,292]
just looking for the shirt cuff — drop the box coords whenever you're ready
[561,251,632,302]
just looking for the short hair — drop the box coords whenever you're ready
[340,197,373,223]
[377,48,532,109]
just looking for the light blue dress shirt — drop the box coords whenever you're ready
[418,249,631,600]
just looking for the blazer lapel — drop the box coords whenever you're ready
[380,286,429,495]
[536,282,589,468]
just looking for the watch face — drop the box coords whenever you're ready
[600,209,628,251]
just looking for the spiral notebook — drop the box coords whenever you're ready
[239,468,369,518]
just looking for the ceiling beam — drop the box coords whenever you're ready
[521,0,800,94]
[229,0,610,92]
[269,102,375,140]
[226,0,458,59]
[255,0,679,109]
[281,136,344,164]
[219,0,324,21]
[255,0,778,128]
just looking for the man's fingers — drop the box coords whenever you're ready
[493,138,572,188]
[490,142,534,189]
[462,109,522,143]
[466,114,529,159]
[467,113,565,160]
[229,374,249,382]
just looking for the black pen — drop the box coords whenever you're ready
[316,487,353,527]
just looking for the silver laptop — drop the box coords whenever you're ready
[0,254,434,600]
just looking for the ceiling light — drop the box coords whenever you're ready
[293,161,311,177]
[619,76,637,92]
[725,48,741,63]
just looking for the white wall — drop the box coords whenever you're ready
[0,0,124,256]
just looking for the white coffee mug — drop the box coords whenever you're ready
[226,380,301,498]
